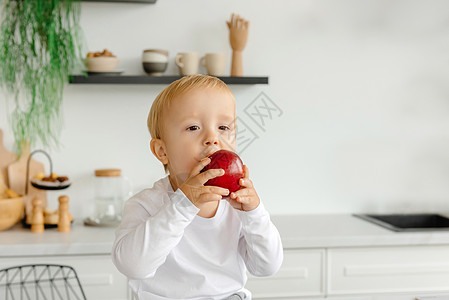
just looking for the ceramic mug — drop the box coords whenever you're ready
[142,49,169,76]
[200,53,226,76]
[175,52,199,76]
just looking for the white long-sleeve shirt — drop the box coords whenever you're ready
[112,176,283,300]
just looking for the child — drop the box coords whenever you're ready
[112,75,283,300]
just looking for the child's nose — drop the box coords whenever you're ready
[203,132,219,146]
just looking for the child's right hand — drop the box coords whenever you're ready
[180,157,229,208]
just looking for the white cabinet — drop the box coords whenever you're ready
[246,245,449,299]
[328,245,449,296]
[246,249,325,299]
[0,255,128,300]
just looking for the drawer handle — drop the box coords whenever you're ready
[345,264,449,277]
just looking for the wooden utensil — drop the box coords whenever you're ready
[58,195,71,232]
[227,13,249,77]
[7,142,47,218]
[31,197,44,233]
[0,168,7,196]
[0,129,17,187]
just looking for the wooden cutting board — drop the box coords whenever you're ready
[0,129,17,187]
[0,168,7,196]
[7,141,47,217]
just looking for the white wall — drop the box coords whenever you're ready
[2,0,449,217]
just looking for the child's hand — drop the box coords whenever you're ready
[180,157,229,208]
[228,165,260,211]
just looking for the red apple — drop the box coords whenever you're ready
[201,150,244,194]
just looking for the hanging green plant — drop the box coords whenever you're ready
[0,0,85,154]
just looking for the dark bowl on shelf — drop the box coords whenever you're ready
[30,179,71,191]
[142,62,168,76]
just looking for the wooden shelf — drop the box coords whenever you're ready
[69,75,269,85]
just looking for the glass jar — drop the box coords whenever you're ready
[84,169,133,226]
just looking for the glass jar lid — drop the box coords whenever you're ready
[94,169,121,177]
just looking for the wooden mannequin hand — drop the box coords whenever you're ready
[227,13,249,52]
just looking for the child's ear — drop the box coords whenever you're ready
[150,138,169,165]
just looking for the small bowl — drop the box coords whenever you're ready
[85,56,119,72]
[0,196,24,231]
[142,49,168,76]
[30,178,71,190]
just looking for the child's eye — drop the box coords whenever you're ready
[219,125,230,131]
[187,126,200,131]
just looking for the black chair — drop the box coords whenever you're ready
[0,264,87,300]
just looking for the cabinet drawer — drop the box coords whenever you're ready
[328,246,449,295]
[0,255,128,300]
[246,249,325,299]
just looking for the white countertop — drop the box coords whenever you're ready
[271,214,449,249]
[0,221,115,257]
[2,214,449,257]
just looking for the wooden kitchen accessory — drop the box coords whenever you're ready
[0,170,24,231]
[0,129,17,187]
[58,195,71,232]
[31,197,44,233]
[7,142,47,218]
[23,150,71,228]
[0,168,7,196]
[0,195,24,231]
[227,13,249,77]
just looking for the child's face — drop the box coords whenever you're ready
[162,87,236,185]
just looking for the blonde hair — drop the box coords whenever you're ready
[147,74,234,171]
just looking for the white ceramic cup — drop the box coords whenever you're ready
[175,52,199,76]
[200,53,226,76]
[142,50,169,63]
[142,49,169,76]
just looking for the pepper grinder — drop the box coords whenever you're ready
[31,197,44,233]
[58,195,71,232]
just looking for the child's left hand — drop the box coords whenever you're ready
[228,165,260,211]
